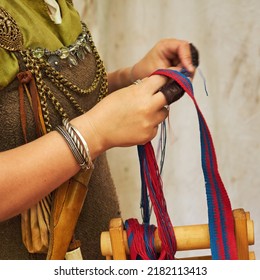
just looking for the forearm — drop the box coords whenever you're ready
[107,66,133,93]
[0,131,78,221]
[0,72,169,221]
[0,115,103,221]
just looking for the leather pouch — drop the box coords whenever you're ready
[21,194,52,254]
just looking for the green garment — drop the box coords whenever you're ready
[0,0,82,89]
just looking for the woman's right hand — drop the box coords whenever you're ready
[71,72,177,158]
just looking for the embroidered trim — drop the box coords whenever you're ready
[0,4,108,133]
[19,23,108,132]
[0,7,23,51]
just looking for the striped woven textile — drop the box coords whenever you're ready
[125,69,238,260]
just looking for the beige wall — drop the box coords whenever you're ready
[74,0,260,259]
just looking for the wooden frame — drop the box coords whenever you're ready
[100,208,255,260]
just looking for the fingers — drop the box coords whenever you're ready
[159,38,196,74]
[158,105,170,122]
[131,76,170,128]
[140,75,168,92]
[132,67,183,108]
[132,76,168,109]
[142,106,169,144]
[177,41,195,73]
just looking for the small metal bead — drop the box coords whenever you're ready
[47,55,60,68]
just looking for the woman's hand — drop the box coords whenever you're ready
[131,38,195,81]
[108,38,195,92]
[72,73,174,158]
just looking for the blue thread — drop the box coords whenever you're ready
[198,68,209,96]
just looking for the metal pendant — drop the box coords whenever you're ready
[76,48,85,61]
[47,55,60,70]
[67,54,78,67]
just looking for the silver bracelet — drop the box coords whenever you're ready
[56,119,94,170]
[56,125,86,169]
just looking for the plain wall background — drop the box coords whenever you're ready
[74,0,260,259]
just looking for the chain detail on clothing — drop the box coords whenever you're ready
[0,5,108,132]
[19,23,108,132]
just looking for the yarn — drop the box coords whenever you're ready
[125,69,238,260]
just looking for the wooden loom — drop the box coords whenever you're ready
[100,208,255,260]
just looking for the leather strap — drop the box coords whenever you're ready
[17,70,43,142]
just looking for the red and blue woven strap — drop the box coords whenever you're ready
[125,68,238,260]
[152,69,238,260]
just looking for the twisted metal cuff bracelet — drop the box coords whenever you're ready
[63,118,94,169]
[56,125,86,169]
[56,118,94,170]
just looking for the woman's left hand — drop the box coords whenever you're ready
[108,38,196,93]
[131,38,195,81]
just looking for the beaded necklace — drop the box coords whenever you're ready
[0,6,108,133]
[30,22,92,68]
[20,22,108,132]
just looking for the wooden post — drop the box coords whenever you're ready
[101,209,255,260]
